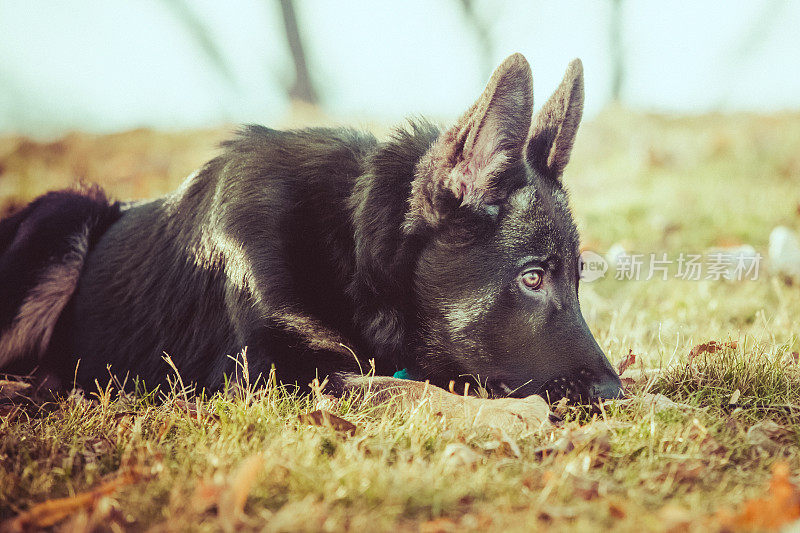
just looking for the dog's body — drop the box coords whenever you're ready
[0,54,621,404]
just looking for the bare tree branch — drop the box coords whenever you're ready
[163,0,237,87]
[609,0,624,102]
[458,0,493,81]
[278,0,318,105]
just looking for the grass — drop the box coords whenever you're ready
[1,108,800,531]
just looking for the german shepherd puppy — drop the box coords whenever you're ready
[0,54,622,406]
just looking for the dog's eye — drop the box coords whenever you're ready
[519,269,544,291]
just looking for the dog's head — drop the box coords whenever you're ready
[406,54,622,403]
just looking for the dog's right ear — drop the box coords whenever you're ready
[526,59,584,183]
[406,53,533,232]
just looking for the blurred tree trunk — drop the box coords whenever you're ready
[458,0,493,81]
[164,0,236,86]
[609,0,624,102]
[278,0,318,105]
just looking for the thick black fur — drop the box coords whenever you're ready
[62,125,438,392]
[0,187,120,335]
[0,55,622,401]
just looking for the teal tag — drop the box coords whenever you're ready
[393,368,411,380]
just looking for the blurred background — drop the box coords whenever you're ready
[2,1,800,135]
[0,0,798,357]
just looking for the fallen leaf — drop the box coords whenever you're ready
[616,349,637,375]
[470,394,552,431]
[658,504,693,531]
[633,393,695,412]
[728,389,741,405]
[59,496,132,533]
[533,434,574,459]
[689,423,727,457]
[66,388,96,409]
[81,438,113,466]
[608,501,626,519]
[688,340,737,362]
[192,480,223,514]
[721,462,800,529]
[657,460,705,484]
[0,379,30,400]
[172,398,219,422]
[533,425,611,460]
[481,428,521,458]
[572,477,600,501]
[442,443,482,469]
[218,454,266,529]
[746,420,793,453]
[157,418,175,440]
[115,413,136,441]
[552,397,570,419]
[4,471,140,531]
[298,410,357,436]
[313,394,339,411]
[619,368,660,394]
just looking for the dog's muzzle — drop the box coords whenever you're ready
[539,368,624,404]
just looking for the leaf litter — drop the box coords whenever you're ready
[3,470,144,531]
[298,410,358,436]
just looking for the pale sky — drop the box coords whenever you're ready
[0,1,798,137]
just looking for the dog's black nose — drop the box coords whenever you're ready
[589,376,624,400]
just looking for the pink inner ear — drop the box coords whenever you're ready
[452,158,478,201]
[452,122,503,201]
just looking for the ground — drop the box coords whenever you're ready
[1,109,799,531]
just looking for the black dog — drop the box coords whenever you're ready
[0,54,621,404]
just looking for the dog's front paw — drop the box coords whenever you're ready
[468,395,551,431]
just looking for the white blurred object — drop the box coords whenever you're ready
[769,226,800,279]
[706,244,760,280]
[605,243,628,267]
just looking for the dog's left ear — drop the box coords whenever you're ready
[526,59,584,182]
[407,53,533,231]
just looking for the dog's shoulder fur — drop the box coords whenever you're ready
[3,123,440,390]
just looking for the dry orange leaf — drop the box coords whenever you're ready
[218,454,266,528]
[616,349,637,375]
[688,340,738,362]
[722,462,800,530]
[157,418,175,440]
[5,471,140,531]
[608,501,626,519]
[298,410,357,436]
